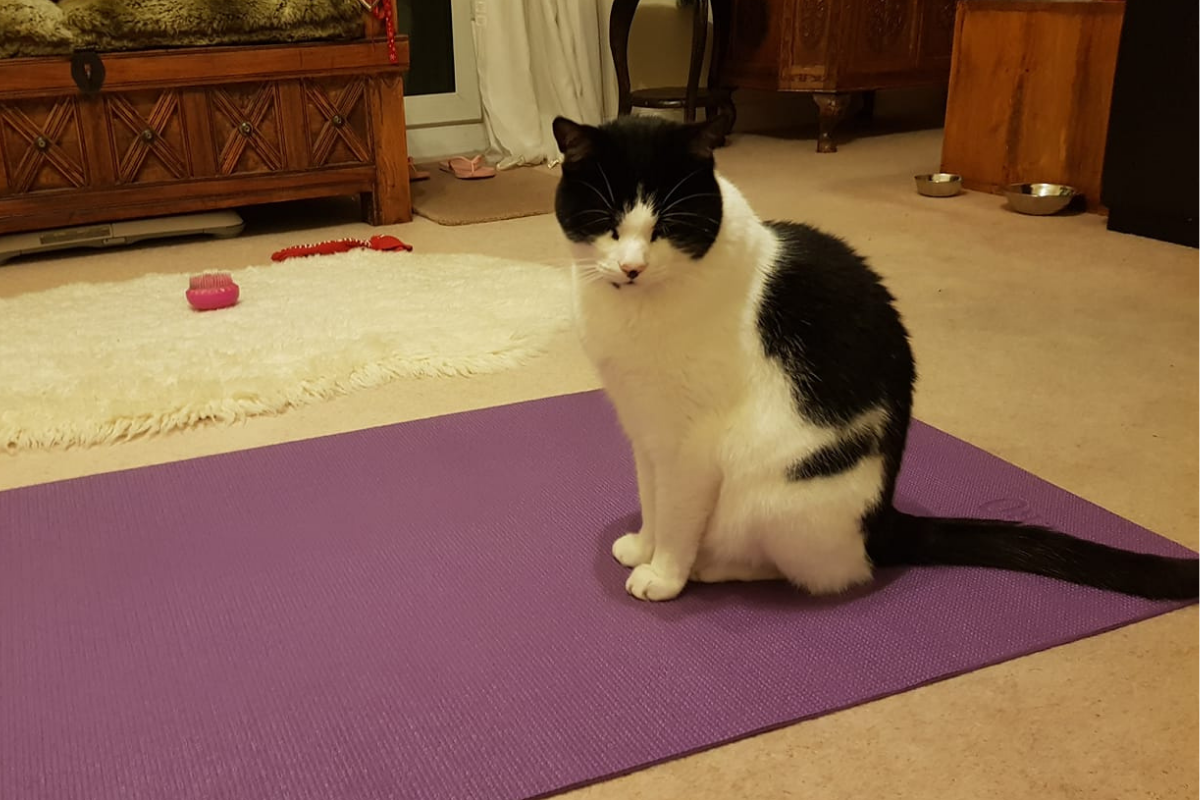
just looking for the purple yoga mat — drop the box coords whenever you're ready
[0,391,1193,800]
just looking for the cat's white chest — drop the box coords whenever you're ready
[573,275,703,372]
[572,271,750,445]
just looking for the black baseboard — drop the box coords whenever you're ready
[1101,0,1196,251]
[1106,209,1198,250]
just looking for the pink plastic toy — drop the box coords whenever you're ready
[186,273,240,311]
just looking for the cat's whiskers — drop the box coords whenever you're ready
[659,213,721,238]
[575,266,614,287]
[596,164,617,208]
[559,209,612,227]
[658,192,721,217]
[555,254,602,271]
[533,257,597,269]
[654,167,705,210]
[659,211,718,223]
[577,181,616,212]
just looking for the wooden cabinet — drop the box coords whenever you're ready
[725,0,956,150]
[0,37,410,235]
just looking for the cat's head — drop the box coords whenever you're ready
[552,115,725,288]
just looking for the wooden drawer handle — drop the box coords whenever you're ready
[238,121,253,136]
[141,129,155,142]
[34,136,50,150]
[331,114,345,127]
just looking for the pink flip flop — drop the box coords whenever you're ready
[408,157,430,182]
[439,155,496,180]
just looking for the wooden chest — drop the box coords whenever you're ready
[0,36,411,236]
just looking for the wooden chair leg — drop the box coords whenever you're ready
[610,0,639,116]
[684,0,710,122]
[708,0,737,135]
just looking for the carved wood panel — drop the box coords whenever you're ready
[0,97,87,195]
[867,0,910,52]
[919,0,959,69]
[725,0,785,89]
[105,90,189,184]
[846,0,920,74]
[798,0,830,49]
[304,78,371,167]
[208,83,285,176]
[784,0,832,81]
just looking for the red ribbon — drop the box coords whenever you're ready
[372,0,399,66]
[270,235,413,262]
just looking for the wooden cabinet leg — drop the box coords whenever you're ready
[812,92,851,153]
[363,72,412,225]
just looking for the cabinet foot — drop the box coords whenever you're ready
[813,92,852,153]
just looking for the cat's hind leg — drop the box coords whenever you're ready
[762,497,874,596]
[690,559,782,583]
[688,476,782,583]
[751,465,881,595]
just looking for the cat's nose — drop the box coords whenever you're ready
[619,263,643,279]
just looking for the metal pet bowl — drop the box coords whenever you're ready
[1004,183,1077,215]
[914,173,963,197]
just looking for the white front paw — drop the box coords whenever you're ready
[612,532,654,568]
[625,564,686,601]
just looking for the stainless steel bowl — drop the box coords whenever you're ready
[914,173,963,197]
[1003,183,1077,215]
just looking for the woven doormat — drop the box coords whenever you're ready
[412,163,558,226]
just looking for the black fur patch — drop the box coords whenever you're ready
[552,116,723,259]
[786,430,879,481]
[756,222,916,428]
[755,221,917,534]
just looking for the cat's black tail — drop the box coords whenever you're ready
[870,512,1199,600]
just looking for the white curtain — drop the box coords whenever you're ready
[472,0,618,168]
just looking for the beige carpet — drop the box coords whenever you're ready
[0,125,1195,800]
[412,163,559,225]
[0,250,569,450]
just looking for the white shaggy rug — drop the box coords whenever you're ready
[0,250,571,450]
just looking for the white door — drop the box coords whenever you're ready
[399,0,487,160]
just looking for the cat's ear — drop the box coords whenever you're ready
[684,115,728,160]
[553,117,598,165]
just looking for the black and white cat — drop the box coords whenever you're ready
[551,114,1197,603]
